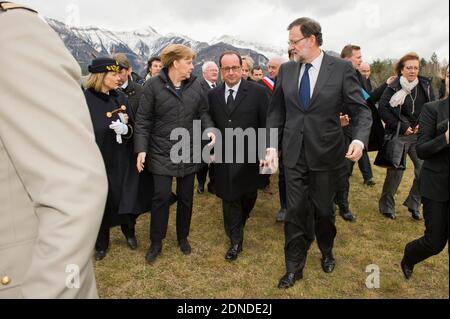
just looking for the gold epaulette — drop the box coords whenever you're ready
[0,2,37,13]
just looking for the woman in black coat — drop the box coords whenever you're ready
[135,44,215,264]
[378,52,435,220]
[85,58,151,261]
[401,68,449,279]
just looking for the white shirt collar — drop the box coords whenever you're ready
[121,80,129,90]
[205,79,216,88]
[225,80,241,94]
[309,50,324,70]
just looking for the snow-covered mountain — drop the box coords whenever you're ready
[45,18,276,75]
[211,35,286,60]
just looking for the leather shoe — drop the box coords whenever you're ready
[408,209,422,221]
[339,209,356,222]
[401,259,414,279]
[225,243,243,261]
[197,184,205,194]
[178,238,192,255]
[276,209,286,223]
[126,236,138,250]
[145,243,162,264]
[382,212,396,220]
[94,250,107,261]
[321,255,336,273]
[278,271,303,289]
[364,179,376,187]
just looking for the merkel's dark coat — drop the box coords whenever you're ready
[134,68,214,177]
[208,80,269,201]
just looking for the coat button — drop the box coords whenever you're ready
[228,120,232,123]
[1,276,11,286]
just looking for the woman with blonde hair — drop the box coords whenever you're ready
[135,44,215,264]
[85,57,148,261]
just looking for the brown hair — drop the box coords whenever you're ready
[395,52,420,76]
[113,53,131,69]
[85,73,107,92]
[287,17,323,46]
[340,45,361,59]
[160,44,196,68]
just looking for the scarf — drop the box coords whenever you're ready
[389,76,419,108]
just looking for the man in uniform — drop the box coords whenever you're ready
[0,2,108,298]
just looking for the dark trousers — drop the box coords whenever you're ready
[279,162,287,210]
[379,136,423,215]
[95,222,135,251]
[403,197,449,266]
[335,159,352,211]
[196,163,215,188]
[357,150,373,182]
[222,192,258,246]
[151,174,195,243]
[284,149,337,273]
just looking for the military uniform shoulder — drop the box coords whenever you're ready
[0,2,37,13]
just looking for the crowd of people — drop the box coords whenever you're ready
[1,2,448,298]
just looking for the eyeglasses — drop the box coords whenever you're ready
[288,37,308,46]
[221,66,242,73]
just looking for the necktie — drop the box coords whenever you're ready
[299,63,313,110]
[227,89,234,111]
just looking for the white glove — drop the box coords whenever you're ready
[109,120,128,144]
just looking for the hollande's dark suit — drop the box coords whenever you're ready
[266,53,372,273]
[404,98,449,266]
[208,80,269,245]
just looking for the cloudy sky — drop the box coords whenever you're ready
[21,0,449,62]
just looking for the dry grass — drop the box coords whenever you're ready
[95,155,448,299]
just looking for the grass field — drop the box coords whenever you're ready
[94,156,449,299]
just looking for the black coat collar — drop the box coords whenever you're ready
[87,88,119,101]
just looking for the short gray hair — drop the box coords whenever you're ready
[202,61,218,73]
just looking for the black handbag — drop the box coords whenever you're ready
[374,118,407,170]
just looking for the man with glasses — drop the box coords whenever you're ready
[263,17,372,289]
[208,51,269,262]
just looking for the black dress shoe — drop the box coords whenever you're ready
[321,255,336,273]
[401,259,414,279]
[382,212,396,220]
[408,209,422,221]
[278,271,303,289]
[94,250,107,261]
[276,209,287,223]
[126,236,138,250]
[197,184,205,194]
[178,238,192,255]
[339,209,356,222]
[364,179,376,187]
[225,244,243,261]
[145,243,162,264]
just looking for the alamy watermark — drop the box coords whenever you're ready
[365,264,380,289]
[169,120,278,164]
[66,264,80,289]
